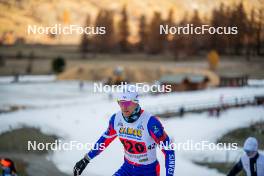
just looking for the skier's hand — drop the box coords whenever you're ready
[73,156,90,176]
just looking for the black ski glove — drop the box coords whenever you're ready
[73,156,90,176]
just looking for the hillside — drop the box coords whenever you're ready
[0,0,261,44]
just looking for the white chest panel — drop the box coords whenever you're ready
[241,153,264,176]
[114,111,157,165]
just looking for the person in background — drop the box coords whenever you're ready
[227,137,264,176]
[0,158,17,176]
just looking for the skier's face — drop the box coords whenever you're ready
[118,100,138,117]
[245,150,257,158]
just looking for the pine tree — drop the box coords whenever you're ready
[211,3,228,54]
[104,10,116,52]
[138,15,147,52]
[190,9,202,54]
[246,8,257,58]
[80,15,91,57]
[93,9,104,52]
[164,8,175,52]
[231,2,248,55]
[147,11,165,54]
[118,5,130,52]
[93,9,116,52]
[172,12,189,58]
[256,8,263,55]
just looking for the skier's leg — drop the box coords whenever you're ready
[155,162,160,176]
[132,161,160,176]
[112,163,131,176]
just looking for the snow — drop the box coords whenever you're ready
[143,86,264,114]
[0,80,106,108]
[248,79,264,87]
[1,77,264,176]
[0,75,56,84]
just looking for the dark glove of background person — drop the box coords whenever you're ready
[73,156,90,176]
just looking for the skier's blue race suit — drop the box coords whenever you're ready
[87,109,175,176]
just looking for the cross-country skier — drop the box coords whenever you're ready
[73,85,175,176]
[227,137,264,176]
[0,158,17,176]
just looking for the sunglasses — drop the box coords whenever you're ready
[118,101,136,107]
[245,150,256,155]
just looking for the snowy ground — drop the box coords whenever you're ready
[1,76,264,176]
